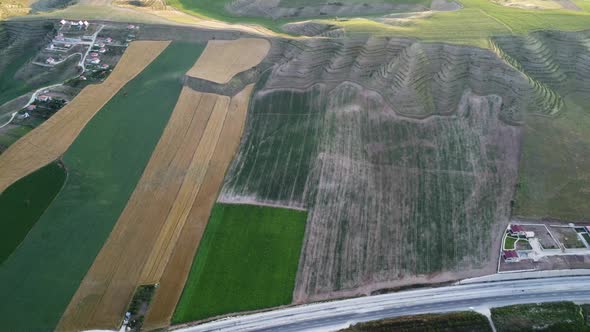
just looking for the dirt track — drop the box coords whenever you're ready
[0,40,170,194]
[186,38,270,84]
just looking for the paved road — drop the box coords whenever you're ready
[175,276,590,332]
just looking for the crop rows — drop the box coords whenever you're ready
[493,30,590,116]
[265,36,534,122]
[221,36,524,301]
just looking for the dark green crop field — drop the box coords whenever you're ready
[344,311,492,332]
[0,41,204,331]
[173,203,307,322]
[0,161,66,264]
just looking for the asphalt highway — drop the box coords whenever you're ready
[174,276,590,332]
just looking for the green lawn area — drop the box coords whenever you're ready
[492,302,590,332]
[173,203,307,323]
[514,95,590,220]
[0,162,66,264]
[503,236,518,250]
[0,41,205,331]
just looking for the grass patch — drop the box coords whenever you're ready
[582,233,590,246]
[515,95,590,220]
[504,236,518,250]
[173,203,307,322]
[492,302,590,332]
[0,41,205,331]
[166,0,432,33]
[343,311,492,331]
[0,161,66,264]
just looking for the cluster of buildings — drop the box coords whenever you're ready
[60,19,90,28]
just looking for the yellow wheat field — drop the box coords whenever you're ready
[0,40,170,193]
[142,84,255,330]
[186,38,270,84]
[57,85,255,331]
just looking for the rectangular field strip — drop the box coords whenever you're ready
[172,203,308,323]
[0,41,204,332]
[0,41,170,193]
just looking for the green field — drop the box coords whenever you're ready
[223,78,521,298]
[173,203,307,322]
[166,0,431,32]
[492,302,590,332]
[0,162,66,264]
[514,95,590,220]
[327,0,590,47]
[162,0,590,46]
[344,311,492,332]
[0,41,205,331]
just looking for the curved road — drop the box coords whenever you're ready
[174,276,590,332]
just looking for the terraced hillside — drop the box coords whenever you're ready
[494,31,590,220]
[220,36,525,301]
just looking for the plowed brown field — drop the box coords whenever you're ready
[0,40,170,194]
[186,38,270,84]
[142,84,255,331]
[57,85,255,331]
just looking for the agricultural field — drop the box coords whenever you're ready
[0,40,169,193]
[164,0,439,32]
[221,36,528,302]
[343,311,493,332]
[3,0,590,328]
[186,38,270,84]
[0,161,65,264]
[173,203,307,323]
[491,302,590,331]
[143,85,256,330]
[0,41,204,331]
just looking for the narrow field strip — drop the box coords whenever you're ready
[142,84,255,330]
[0,40,170,193]
[56,87,216,331]
[0,42,205,332]
[186,38,271,84]
[139,94,231,284]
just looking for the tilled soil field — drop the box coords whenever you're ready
[220,36,525,302]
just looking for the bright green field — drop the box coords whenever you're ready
[0,41,205,331]
[173,203,307,323]
[0,162,66,264]
[333,0,590,47]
